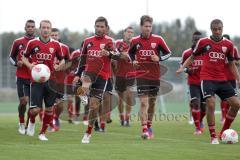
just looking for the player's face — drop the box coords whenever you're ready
[40,22,52,39]
[124,29,134,41]
[141,21,152,37]
[95,22,107,37]
[25,22,35,37]
[211,23,223,40]
[51,31,60,41]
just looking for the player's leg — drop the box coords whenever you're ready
[116,77,126,126]
[139,94,149,139]
[82,77,107,143]
[201,80,218,144]
[189,85,202,135]
[38,82,56,141]
[219,81,240,138]
[147,95,156,139]
[125,87,133,126]
[26,82,43,136]
[16,78,29,134]
[220,100,229,124]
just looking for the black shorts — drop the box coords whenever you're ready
[16,77,30,98]
[106,78,113,93]
[115,76,135,92]
[136,78,160,96]
[189,84,204,102]
[30,81,56,108]
[90,76,108,100]
[201,80,237,100]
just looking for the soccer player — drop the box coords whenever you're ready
[9,20,36,135]
[177,19,240,144]
[50,28,70,130]
[115,26,135,126]
[220,34,240,124]
[22,20,64,141]
[129,15,171,139]
[73,16,119,143]
[180,31,205,135]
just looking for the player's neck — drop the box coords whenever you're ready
[25,34,35,39]
[141,33,151,39]
[40,36,50,43]
[210,35,223,42]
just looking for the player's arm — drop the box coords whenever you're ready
[54,43,65,71]
[153,37,172,62]
[73,41,88,83]
[101,41,120,60]
[9,40,19,67]
[22,42,35,69]
[228,45,240,84]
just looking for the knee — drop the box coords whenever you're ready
[20,98,28,106]
[191,99,200,109]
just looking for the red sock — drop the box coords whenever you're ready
[100,117,105,129]
[19,116,25,124]
[192,109,201,130]
[107,112,111,119]
[208,124,216,138]
[40,111,53,134]
[147,120,152,129]
[200,111,206,123]
[68,102,73,118]
[220,114,235,135]
[142,121,148,133]
[119,113,124,121]
[221,101,229,120]
[86,125,93,134]
[29,109,37,123]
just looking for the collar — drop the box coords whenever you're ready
[140,33,152,40]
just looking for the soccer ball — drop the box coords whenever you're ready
[221,129,238,144]
[31,64,50,83]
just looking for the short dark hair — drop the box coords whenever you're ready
[140,15,153,26]
[95,16,108,27]
[210,19,223,28]
[26,19,35,24]
[52,28,60,32]
[124,26,133,32]
[223,34,230,40]
[193,31,202,36]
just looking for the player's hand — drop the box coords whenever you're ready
[133,60,139,69]
[151,55,160,62]
[120,52,129,60]
[73,76,80,84]
[54,64,62,71]
[176,67,184,76]
[17,61,23,67]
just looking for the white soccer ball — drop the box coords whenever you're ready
[31,64,50,83]
[221,129,238,144]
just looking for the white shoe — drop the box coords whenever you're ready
[211,137,219,144]
[80,95,88,105]
[83,120,89,126]
[81,133,91,144]
[26,121,35,136]
[18,123,26,135]
[38,134,48,141]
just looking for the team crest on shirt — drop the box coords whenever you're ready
[49,48,54,53]
[205,45,211,51]
[136,43,142,49]
[18,44,24,50]
[100,43,105,49]
[222,46,227,53]
[151,43,156,49]
[34,46,40,53]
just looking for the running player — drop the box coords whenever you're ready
[73,17,119,143]
[22,20,64,141]
[9,20,36,135]
[180,31,205,135]
[115,26,135,126]
[129,15,172,139]
[177,19,240,144]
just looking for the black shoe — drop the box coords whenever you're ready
[120,120,125,126]
[106,119,112,124]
